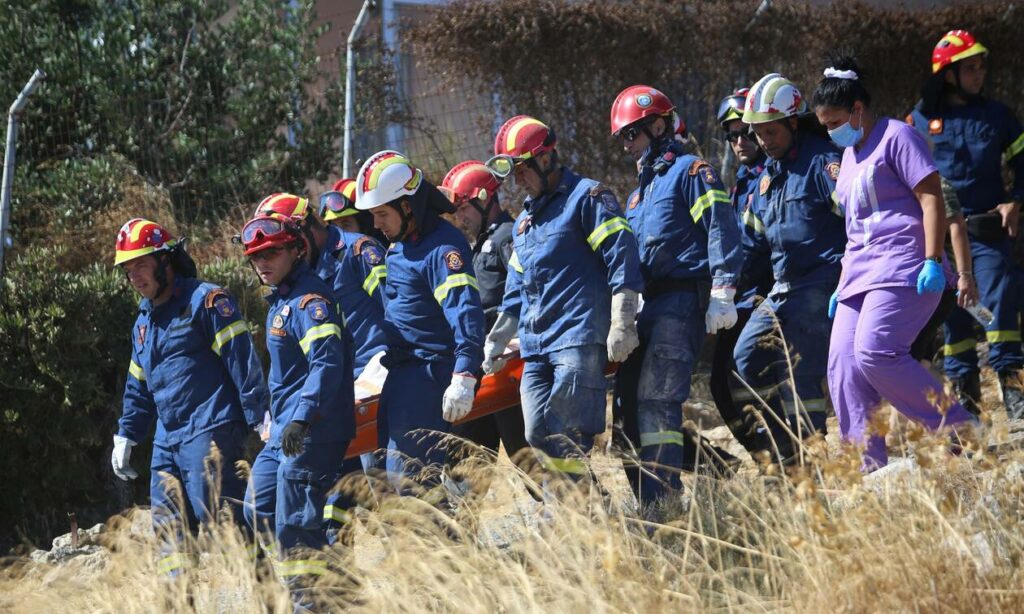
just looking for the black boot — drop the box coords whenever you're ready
[952,371,982,416]
[998,370,1024,421]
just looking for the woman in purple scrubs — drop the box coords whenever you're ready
[812,54,977,470]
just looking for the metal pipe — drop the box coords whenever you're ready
[0,68,46,284]
[343,0,376,177]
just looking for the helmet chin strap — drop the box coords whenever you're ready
[152,253,172,299]
[387,201,414,242]
[951,65,984,103]
[470,197,496,241]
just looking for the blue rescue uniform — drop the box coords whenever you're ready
[244,262,353,595]
[909,99,1024,377]
[732,134,845,444]
[378,215,485,490]
[500,167,643,477]
[619,140,742,500]
[120,275,269,576]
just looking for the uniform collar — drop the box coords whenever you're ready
[141,276,189,315]
[326,224,346,255]
[639,138,681,171]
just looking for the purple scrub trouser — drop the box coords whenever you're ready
[828,286,976,470]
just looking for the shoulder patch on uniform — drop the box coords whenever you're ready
[443,249,465,272]
[303,296,330,322]
[299,293,330,309]
[698,164,720,186]
[688,159,709,176]
[759,174,771,195]
[825,161,841,181]
[214,296,236,318]
[628,191,640,210]
[928,118,943,135]
[356,237,385,266]
[204,288,229,309]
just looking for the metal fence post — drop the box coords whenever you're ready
[0,69,46,287]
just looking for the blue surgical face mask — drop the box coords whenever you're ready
[828,108,864,148]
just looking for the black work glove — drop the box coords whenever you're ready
[281,420,310,457]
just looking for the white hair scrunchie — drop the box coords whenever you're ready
[824,67,858,80]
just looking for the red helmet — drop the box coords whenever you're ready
[114,218,177,266]
[253,192,312,222]
[319,179,358,222]
[440,160,501,204]
[609,85,675,136]
[493,115,557,159]
[240,213,304,256]
[932,30,988,74]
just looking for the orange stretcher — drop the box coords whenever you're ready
[345,353,528,459]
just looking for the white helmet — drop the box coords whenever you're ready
[743,73,807,125]
[354,150,423,210]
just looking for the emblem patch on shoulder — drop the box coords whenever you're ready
[826,162,841,182]
[628,192,640,210]
[928,118,943,135]
[599,192,620,214]
[214,296,236,318]
[362,244,385,266]
[306,299,329,322]
[272,314,285,329]
[759,174,771,195]
[699,164,720,186]
[444,249,464,272]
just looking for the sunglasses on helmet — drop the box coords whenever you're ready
[485,154,530,179]
[318,191,357,217]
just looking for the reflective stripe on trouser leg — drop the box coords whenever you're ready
[635,293,705,502]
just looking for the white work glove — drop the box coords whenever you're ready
[705,287,738,334]
[607,289,640,362]
[111,435,139,481]
[482,312,519,375]
[442,373,477,422]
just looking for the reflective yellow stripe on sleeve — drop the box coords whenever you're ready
[509,250,524,274]
[129,360,146,381]
[586,217,632,251]
[362,265,387,296]
[298,323,342,355]
[433,273,479,303]
[690,189,730,223]
[1005,132,1024,160]
[211,320,248,356]
[742,208,765,234]
[324,504,352,524]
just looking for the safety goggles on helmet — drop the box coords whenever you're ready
[485,154,529,179]
[318,191,358,218]
[240,216,303,257]
[438,185,490,205]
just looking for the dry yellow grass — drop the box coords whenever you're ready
[2,410,1023,614]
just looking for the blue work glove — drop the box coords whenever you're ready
[916,259,945,295]
[827,290,839,319]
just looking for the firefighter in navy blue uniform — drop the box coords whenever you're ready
[907,30,1024,418]
[354,151,486,497]
[112,218,269,578]
[255,192,387,540]
[732,74,846,459]
[709,88,774,455]
[240,212,354,607]
[482,115,644,485]
[441,161,529,472]
[608,86,743,503]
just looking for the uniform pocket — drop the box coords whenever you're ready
[280,464,328,530]
[549,367,607,436]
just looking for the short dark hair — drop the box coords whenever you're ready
[811,50,872,111]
